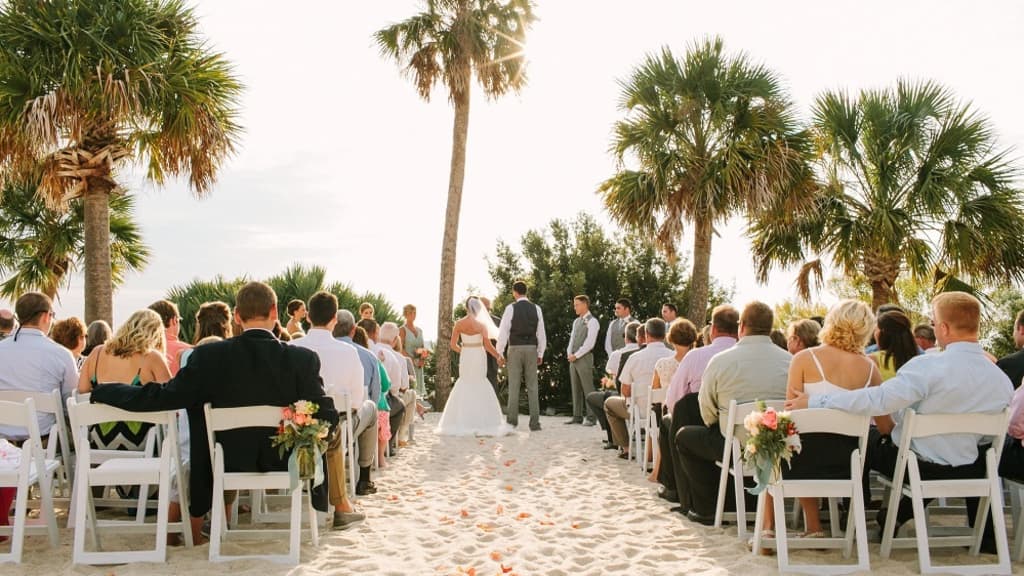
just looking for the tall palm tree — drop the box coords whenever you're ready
[749,80,1024,310]
[0,0,242,324]
[599,38,813,325]
[0,178,149,300]
[375,0,536,408]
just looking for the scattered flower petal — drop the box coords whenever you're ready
[490,551,502,561]
[496,504,504,515]
[516,512,531,520]
[460,509,470,518]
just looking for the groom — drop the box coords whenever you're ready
[496,281,547,431]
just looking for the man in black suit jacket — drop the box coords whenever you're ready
[998,310,1024,390]
[90,282,339,539]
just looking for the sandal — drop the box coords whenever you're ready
[801,530,826,538]
[746,529,776,556]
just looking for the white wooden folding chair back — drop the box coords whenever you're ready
[204,403,319,564]
[878,408,1011,575]
[64,392,159,528]
[645,387,666,474]
[713,399,786,539]
[66,399,191,564]
[0,389,72,500]
[337,392,356,496]
[749,409,871,575]
[0,398,60,563]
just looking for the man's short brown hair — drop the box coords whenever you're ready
[148,299,179,328]
[932,291,981,335]
[740,301,774,336]
[357,318,379,338]
[574,295,590,307]
[235,282,277,322]
[710,305,740,335]
[15,292,52,326]
[307,291,338,327]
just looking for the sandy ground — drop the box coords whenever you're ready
[6,412,1023,575]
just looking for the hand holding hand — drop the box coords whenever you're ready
[785,390,809,411]
[536,357,543,366]
[568,354,577,363]
[497,356,506,368]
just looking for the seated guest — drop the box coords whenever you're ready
[676,302,790,524]
[352,325,393,467]
[997,310,1024,390]
[1000,373,1024,482]
[360,319,407,456]
[871,310,918,380]
[82,320,112,358]
[760,300,885,543]
[90,282,339,542]
[359,302,375,321]
[914,323,938,354]
[605,318,674,459]
[769,329,788,350]
[334,310,382,409]
[78,309,171,451]
[285,299,306,336]
[648,319,698,482]
[789,292,1013,538]
[0,308,15,339]
[51,316,88,369]
[587,321,641,449]
[292,292,377,516]
[657,305,738,503]
[786,318,821,355]
[865,303,906,353]
[0,292,77,441]
[148,299,192,376]
[192,302,232,343]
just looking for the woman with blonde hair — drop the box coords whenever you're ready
[78,309,171,451]
[757,300,892,548]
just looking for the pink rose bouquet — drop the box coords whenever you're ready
[741,400,801,494]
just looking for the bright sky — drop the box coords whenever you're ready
[17,0,1024,338]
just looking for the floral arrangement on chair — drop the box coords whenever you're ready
[741,400,801,494]
[271,400,330,487]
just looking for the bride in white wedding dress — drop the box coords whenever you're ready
[437,297,513,437]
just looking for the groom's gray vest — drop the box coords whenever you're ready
[509,299,539,346]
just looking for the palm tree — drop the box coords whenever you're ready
[0,0,242,324]
[375,0,536,408]
[749,80,1024,310]
[599,38,813,325]
[0,178,149,300]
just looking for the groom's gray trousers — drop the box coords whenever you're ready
[506,345,540,428]
[569,353,595,422]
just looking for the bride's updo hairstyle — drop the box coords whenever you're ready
[819,299,875,354]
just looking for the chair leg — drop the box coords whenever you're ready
[829,497,841,537]
[1013,486,1024,562]
[40,471,59,548]
[752,491,766,555]
[288,485,301,564]
[209,471,225,561]
[306,480,318,548]
[772,487,790,572]
[11,479,28,563]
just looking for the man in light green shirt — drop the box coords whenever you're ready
[675,301,791,524]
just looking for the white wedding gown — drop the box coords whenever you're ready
[437,333,513,437]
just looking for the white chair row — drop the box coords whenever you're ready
[1,395,322,565]
[705,400,1012,575]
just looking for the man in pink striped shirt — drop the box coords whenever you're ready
[656,304,738,503]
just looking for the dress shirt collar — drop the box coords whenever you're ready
[515,296,529,302]
[11,327,45,339]
[708,336,737,349]
[736,335,772,347]
[942,341,984,354]
[242,327,276,339]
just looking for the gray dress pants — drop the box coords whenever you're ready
[506,345,540,428]
[569,354,595,422]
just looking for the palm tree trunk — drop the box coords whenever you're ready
[686,216,713,325]
[864,252,898,312]
[433,83,471,411]
[83,187,113,325]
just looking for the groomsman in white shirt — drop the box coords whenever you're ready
[566,295,600,426]
[604,298,635,356]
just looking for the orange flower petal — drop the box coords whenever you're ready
[504,485,513,491]
[571,522,581,529]
[466,568,476,576]
[490,551,502,561]
[415,489,424,496]
[501,564,514,573]
[503,459,516,467]
[460,509,470,518]
[538,520,554,526]
[496,504,504,515]
[387,495,399,502]
[516,512,531,520]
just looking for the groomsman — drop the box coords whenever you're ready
[604,298,635,356]
[497,281,547,431]
[566,295,600,426]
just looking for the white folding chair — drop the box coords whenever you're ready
[66,398,191,564]
[645,387,665,474]
[0,390,72,501]
[750,409,872,575]
[204,404,320,564]
[713,399,786,539]
[337,392,356,497]
[1005,477,1024,562]
[66,391,159,528]
[878,409,1011,575]
[635,392,653,473]
[0,398,60,563]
